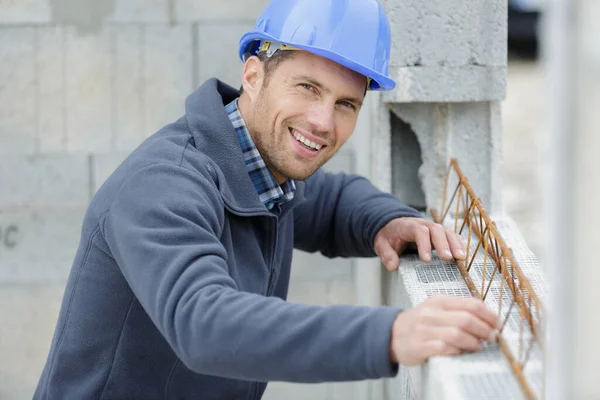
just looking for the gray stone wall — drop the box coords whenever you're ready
[0,1,376,398]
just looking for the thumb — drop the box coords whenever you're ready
[375,239,400,272]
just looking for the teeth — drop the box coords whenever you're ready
[292,129,323,150]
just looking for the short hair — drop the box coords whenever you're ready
[239,49,297,94]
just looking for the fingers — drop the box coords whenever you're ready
[390,296,499,365]
[412,224,433,262]
[377,218,467,265]
[421,340,461,360]
[435,296,502,330]
[406,220,466,262]
[445,228,467,260]
[428,223,453,261]
[375,238,401,271]
[425,222,467,261]
[425,326,483,352]
[423,308,498,343]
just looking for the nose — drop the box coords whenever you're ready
[306,103,335,134]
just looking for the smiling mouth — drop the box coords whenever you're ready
[289,128,326,152]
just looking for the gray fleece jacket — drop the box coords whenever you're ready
[34,79,422,400]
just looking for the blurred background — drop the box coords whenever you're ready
[0,0,553,398]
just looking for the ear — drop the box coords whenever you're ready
[240,56,264,102]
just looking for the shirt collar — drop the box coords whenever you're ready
[225,98,296,211]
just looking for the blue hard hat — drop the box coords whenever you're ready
[239,0,396,91]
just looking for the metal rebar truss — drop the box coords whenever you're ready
[430,159,545,400]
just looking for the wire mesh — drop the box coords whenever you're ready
[429,159,546,400]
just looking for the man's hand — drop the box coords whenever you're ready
[390,296,501,365]
[374,217,466,271]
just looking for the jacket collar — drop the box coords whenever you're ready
[184,79,305,215]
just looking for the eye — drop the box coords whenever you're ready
[338,100,357,111]
[299,83,315,92]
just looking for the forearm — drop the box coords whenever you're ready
[294,170,422,258]
[332,175,423,257]
[166,286,401,382]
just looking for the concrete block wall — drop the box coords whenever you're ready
[0,1,375,398]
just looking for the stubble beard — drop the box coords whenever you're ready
[254,123,324,182]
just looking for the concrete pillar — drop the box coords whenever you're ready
[544,0,600,398]
[380,0,507,216]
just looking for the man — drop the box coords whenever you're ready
[35,0,500,398]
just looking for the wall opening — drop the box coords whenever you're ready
[390,111,427,212]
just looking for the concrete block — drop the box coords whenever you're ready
[144,25,193,136]
[383,66,507,103]
[383,0,506,67]
[381,0,507,102]
[0,157,87,285]
[176,0,267,22]
[262,382,329,400]
[446,101,503,214]
[369,96,394,194]
[197,21,254,89]
[48,0,113,28]
[328,279,357,305]
[114,27,145,151]
[0,155,90,208]
[48,0,167,27]
[91,152,128,193]
[291,250,354,283]
[347,92,377,180]
[107,0,169,23]
[0,285,64,400]
[0,211,84,284]
[0,0,51,23]
[0,28,36,155]
[64,26,112,153]
[285,280,329,306]
[37,26,66,153]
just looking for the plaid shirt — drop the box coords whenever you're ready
[225,99,296,212]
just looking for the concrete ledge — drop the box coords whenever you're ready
[383,66,507,103]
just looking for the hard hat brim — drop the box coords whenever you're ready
[239,31,396,91]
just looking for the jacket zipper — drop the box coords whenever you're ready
[265,217,279,297]
[249,381,258,400]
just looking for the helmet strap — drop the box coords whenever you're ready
[259,40,298,58]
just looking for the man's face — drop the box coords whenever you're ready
[243,51,367,183]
